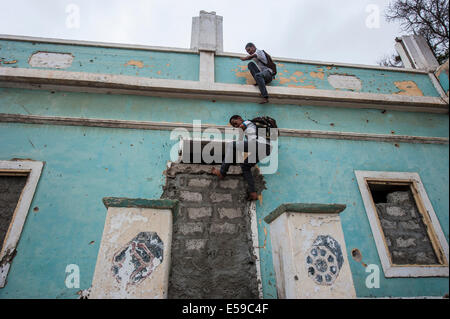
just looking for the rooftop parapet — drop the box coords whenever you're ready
[0,10,448,113]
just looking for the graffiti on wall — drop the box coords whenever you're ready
[111,232,164,286]
[306,235,344,286]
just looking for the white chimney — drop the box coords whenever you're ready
[190,11,223,53]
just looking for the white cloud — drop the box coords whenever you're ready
[0,0,406,65]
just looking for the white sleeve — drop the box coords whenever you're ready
[244,121,256,134]
[255,49,268,64]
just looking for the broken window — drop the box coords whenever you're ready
[0,160,44,288]
[178,138,272,165]
[0,175,28,250]
[368,182,441,265]
[355,171,449,277]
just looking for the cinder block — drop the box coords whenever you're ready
[178,222,204,235]
[386,191,411,205]
[188,178,212,188]
[416,252,437,264]
[178,176,187,187]
[396,237,416,248]
[385,206,406,217]
[219,179,239,189]
[399,220,420,230]
[180,191,202,202]
[393,251,406,259]
[218,207,242,219]
[188,207,213,219]
[210,192,232,203]
[381,219,397,229]
[185,239,207,250]
[210,222,237,234]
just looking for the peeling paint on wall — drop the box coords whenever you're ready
[124,60,144,68]
[310,71,325,80]
[111,231,163,286]
[216,56,440,96]
[328,74,362,91]
[276,69,316,88]
[90,207,172,299]
[1,59,17,64]
[235,65,255,84]
[278,76,292,85]
[28,52,74,69]
[1,39,200,80]
[394,81,424,96]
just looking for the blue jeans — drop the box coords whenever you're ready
[248,62,273,99]
[220,140,272,193]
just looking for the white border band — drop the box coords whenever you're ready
[1,113,448,145]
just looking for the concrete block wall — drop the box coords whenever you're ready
[161,163,264,299]
[375,191,439,265]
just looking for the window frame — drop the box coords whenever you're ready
[354,170,449,278]
[178,137,236,164]
[0,160,44,288]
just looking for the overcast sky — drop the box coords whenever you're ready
[0,0,406,65]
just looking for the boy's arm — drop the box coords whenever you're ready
[240,54,256,61]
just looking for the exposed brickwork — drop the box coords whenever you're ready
[187,207,213,219]
[218,207,243,219]
[0,176,28,246]
[161,163,266,299]
[188,178,212,188]
[180,191,203,202]
[218,179,240,189]
[375,190,439,265]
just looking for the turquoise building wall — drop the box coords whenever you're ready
[0,86,448,298]
[215,56,440,97]
[0,39,442,97]
[0,38,448,299]
[0,39,199,81]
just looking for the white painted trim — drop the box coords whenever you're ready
[354,170,449,278]
[1,113,448,145]
[0,67,447,113]
[428,72,449,100]
[0,34,198,55]
[249,201,264,299]
[0,160,44,287]
[199,51,215,83]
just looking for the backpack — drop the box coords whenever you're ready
[251,116,279,141]
[262,50,277,76]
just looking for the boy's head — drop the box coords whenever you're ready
[229,115,243,128]
[245,42,256,55]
